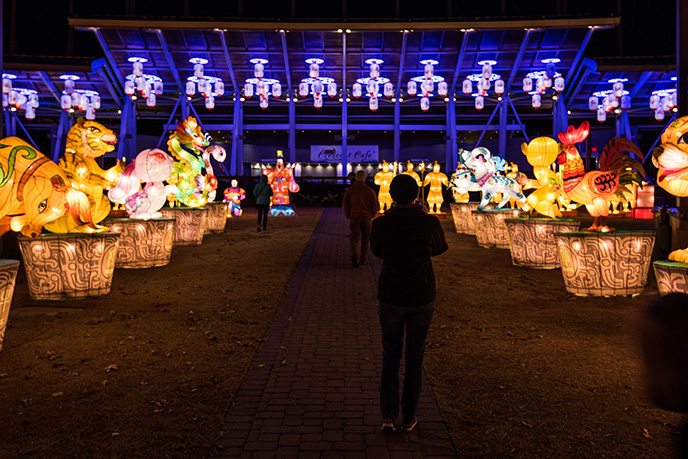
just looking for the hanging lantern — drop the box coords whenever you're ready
[543,76,552,89]
[2,77,12,94]
[421,79,434,95]
[260,97,269,109]
[79,94,89,111]
[327,82,337,98]
[242,82,253,98]
[481,63,492,80]
[194,63,204,79]
[463,79,472,95]
[369,96,378,111]
[1,94,7,108]
[407,81,417,96]
[214,80,224,97]
[85,104,96,120]
[384,82,394,98]
[424,63,434,78]
[61,93,71,110]
[312,80,324,95]
[352,82,362,98]
[649,94,660,110]
[494,79,504,95]
[205,94,215,110]
[602,96,611,112]
[70,92,81,107]
[610,94,619,108]
[475,95,484,110]
[554,76,565,92]
[536,76,544,94]
[655,107,665,121]
[597,107,607,123]
[152,80,163,96]
[135,76,146,93]
[588,96,599,111]
[253,62,264,79]
[531,93,541,109]
[670,92,678,108]
[272,82,282,98]
[370,63,380,79]
[438,81,448,96]
[309,63,319,79]
[661,96,671,112]
[366,80,379,97]
[257,80,268,96]
[314,94,323,109]
[28,93,39,108]
[481,78,491,92]
[125,80,136,96]
[25,105,35,120]
[620,95,631,110]
[198,78,209,95]
[92,94,101,110]
[15,94,27,110]
[186,81,196,97]
[133,61,143,77]
[613,82,624,98]
[299,81,309,97]
[64,79,75,94]
[147,92,157,107]
[522,77,532,93]
[420,96,430,112]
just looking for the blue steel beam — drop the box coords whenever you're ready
[507,96,529,142]
[565,58,596,107]
[449,31,470,92]
[342,32,348,175]
[564,26,596,85]
[504,29,532,93]
[10,110,38,150]
[38,71,61,103]
[90,28,126,89]
[280,31,296,165]
[629,71,653,99]
[448,32,469,173]
[156,95,183,149]
[218,30,244,174]
[155,29,185,94]
[91,59,122,108]
[476,99,504,146]
[394,31,408,162]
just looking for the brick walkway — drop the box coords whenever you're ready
[209,208,456,458]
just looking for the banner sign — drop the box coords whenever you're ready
[310,145,379,162]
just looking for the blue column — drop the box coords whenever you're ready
[393,99,400,163]
[237,102,244,174]
[231,94,241,176]
[552,97,569,138]
[288,96,296,164]
[446,96,457,172]
[52,110,71,162]
[498,96,508,160]
[341,33,348,176]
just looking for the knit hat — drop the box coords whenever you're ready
[389,174,419,204]
[355,170,366,182]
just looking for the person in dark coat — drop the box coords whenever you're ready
[370,173,448,432]
[253,174,273,232]
[342,170,379,267]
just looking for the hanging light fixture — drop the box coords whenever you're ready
[184,57,225,110]
[588,79,630,123]
[300,58,337,108]
[125,57,164,108]
[520,58,565,110]
[461,60,501,111]
[407,59,446,111]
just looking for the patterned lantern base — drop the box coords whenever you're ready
[505,218,581,268]
[472,208,529,248]
[0,260,20,350]
[449,202,496,234]
[104,218,175,268]
[159,207,208,246]
[653,260,688,295]
[18,232,120,300]
[555,230,656,296]
[203,202,228,234]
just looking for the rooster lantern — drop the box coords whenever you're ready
[652,116,688,262]
[556,121,646,232]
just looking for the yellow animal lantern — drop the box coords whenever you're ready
[44,118,123,233]
[423,161,449,214]
[652,115,688,262]
[0,137,95,238]
[521,136,564,218]
[374,160,396,212]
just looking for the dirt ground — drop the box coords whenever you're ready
[0,206,683,458]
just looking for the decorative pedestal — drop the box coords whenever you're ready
[269,205,296,216]
[555,230,656,296]
[472,208,529,248]
[0,260,20,350]
[17,232,120,300]
[505,218,581,269]
[653,260,688,295]
[203,202,228,234]
[449,202,494,234]
[104,218,175,268]
[159,207,208,246]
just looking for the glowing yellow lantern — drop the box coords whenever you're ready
[505,218,580,268]
[374,160,396,212]
[104,218,175,268]
[472,208,529,248]
[653,261,688,295]
[555,230,655,296]
[422,161,449,214]
[449,202,492,234]
[159,207,208,246]
[18,232,120,299]
[203,201,228,234]
[0,259,20,350]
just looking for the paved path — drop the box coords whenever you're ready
[209,208,456,458]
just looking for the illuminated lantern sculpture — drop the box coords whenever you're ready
[103,217,175,268]
[505,218,581,268]
[159,206,208,245]
[223,179,246,217]
[520,136,565,218]
[402,160,422,186]
[203,200,229,234]
[165,117,223,208]
[374,160,396,213]
[472,208,529,248]
[108,148,177,220]
[262,150,300,216]
[0,259,19,350]
[422,161,449,214]
[556,122,646,231]
[454,147,527,210]
[44,118,124,234]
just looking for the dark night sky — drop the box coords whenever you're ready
[2,0,677,62]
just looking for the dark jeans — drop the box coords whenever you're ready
[349,215,372,264]
[256,204,269,229]
[378,300,435,423]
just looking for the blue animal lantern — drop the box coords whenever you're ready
[453,147,527,210]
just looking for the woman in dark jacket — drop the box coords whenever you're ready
[370,174,448,432]
[253,175,273,232]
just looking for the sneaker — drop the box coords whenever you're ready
[381,419,396,432]
[402,418,417,432]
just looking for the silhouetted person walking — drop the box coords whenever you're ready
[342,170,379,267]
